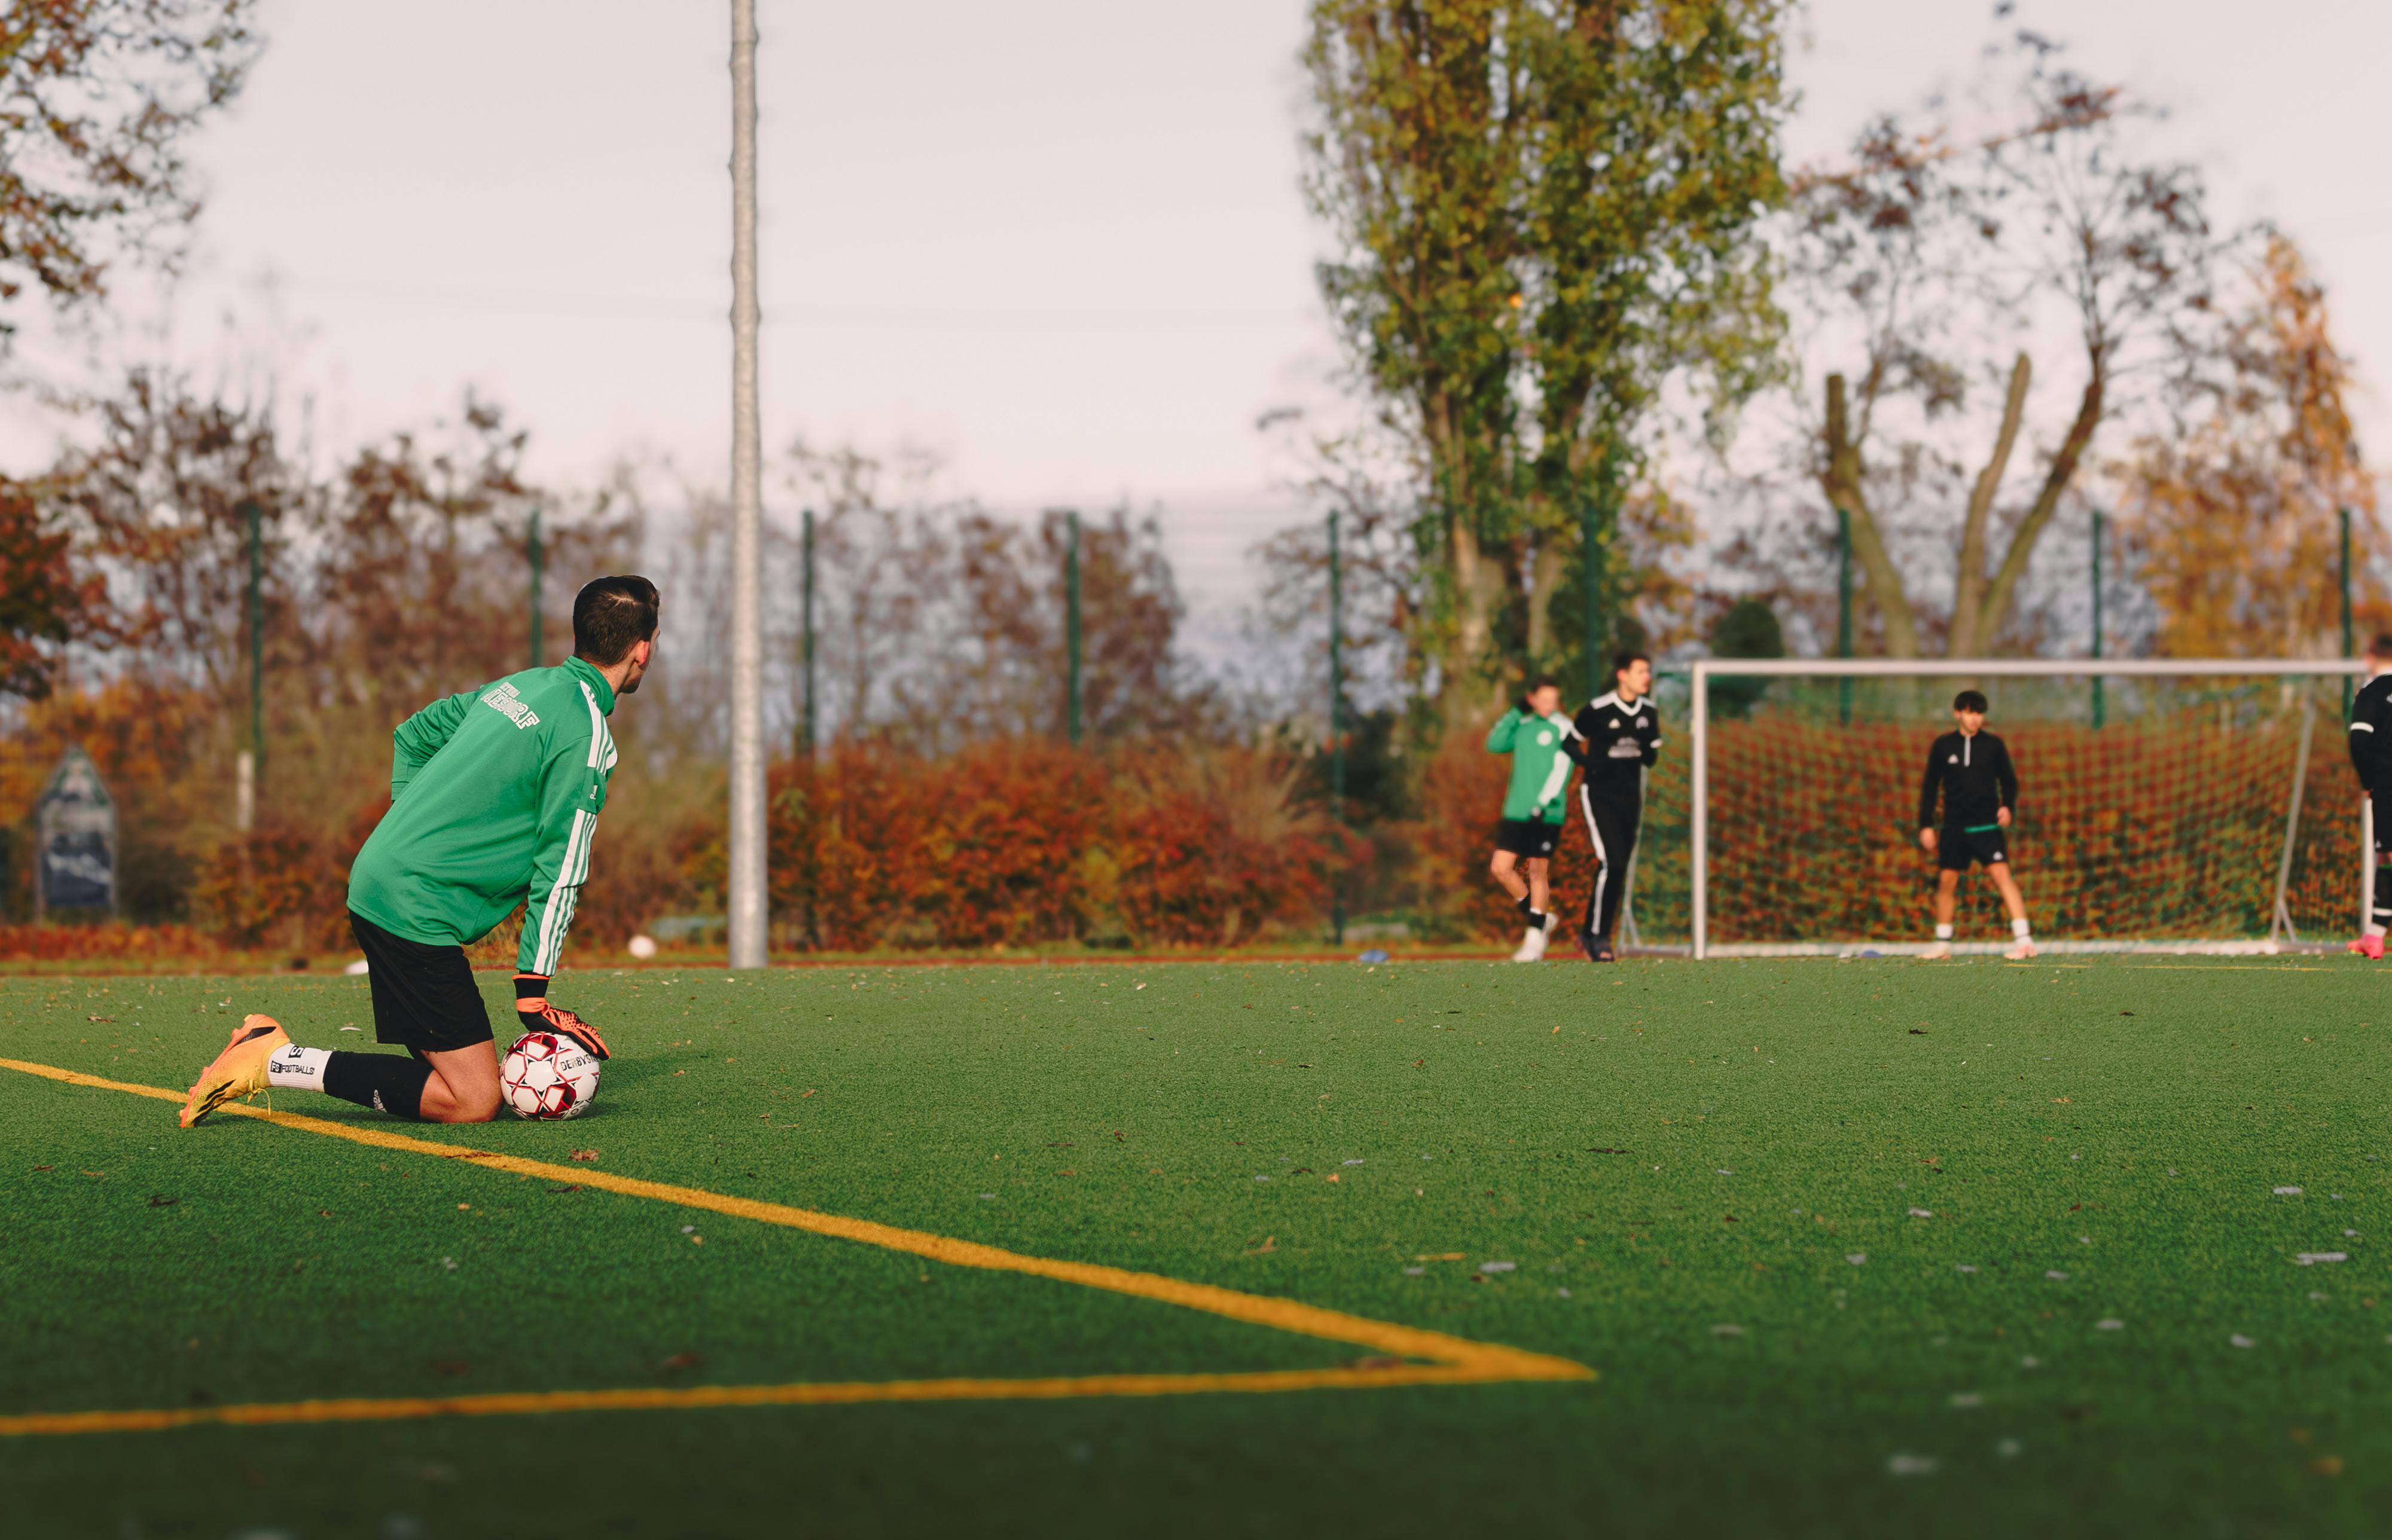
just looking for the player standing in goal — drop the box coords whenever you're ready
[1572,650,1660,963]
[177,576,658,1127]
[1486,677,1578,961]
[2345,632,2392,957]
[1916,689,2034,961]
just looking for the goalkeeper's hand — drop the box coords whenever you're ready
[1918,827,1938,854]
[514,974,611,1060]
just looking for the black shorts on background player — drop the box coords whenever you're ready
[1936,824,2007,872]
[1494,818,1562,859]
[349,910,495,1053]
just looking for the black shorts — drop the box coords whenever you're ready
[1937,823,2008,872]
[349,910,494,1054]
[1494,818,1563,860]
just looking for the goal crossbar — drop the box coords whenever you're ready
[1686,656,2368,961]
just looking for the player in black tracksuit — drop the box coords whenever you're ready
[2345,634,2392,953]
[1565,651,1660,962]
[1915,689,2034,959]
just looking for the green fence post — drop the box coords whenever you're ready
[1065,511,1083,745]
[244,499,265,783]
[527,505,544,668]
[2091,508,2105,729]
[1328,510,1346,945]
[2343,505,2356,722]
[1835,505,1853,726]
[801,508,817,758]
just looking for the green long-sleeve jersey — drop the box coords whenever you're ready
[1485,706,1578,823]
[347,655,620,974]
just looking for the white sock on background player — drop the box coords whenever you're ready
[2011,916,2032,942]
[264,1043,333,1092]
[1934,924,1954,943]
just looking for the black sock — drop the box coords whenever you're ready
[322,1051,435,1120]
[1516,892,1534,918]
[1526,909,1546,929]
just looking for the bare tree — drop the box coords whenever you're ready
[1796,32,2213,657]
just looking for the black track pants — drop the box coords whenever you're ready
[1578,785,1642,942]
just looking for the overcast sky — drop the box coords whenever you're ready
[12,0,2391,612]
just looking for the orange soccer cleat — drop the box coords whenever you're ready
[178,1014,290,1127]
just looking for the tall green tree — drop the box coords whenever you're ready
[1302,0,1787,731]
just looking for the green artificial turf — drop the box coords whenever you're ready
[3,957,2390,1538]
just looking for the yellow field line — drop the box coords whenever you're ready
[0,1055,1591,1434]
[0,1362,1542,1439]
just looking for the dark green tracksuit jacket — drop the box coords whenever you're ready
[347,656,620,975]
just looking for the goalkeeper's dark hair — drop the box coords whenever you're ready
[1611,649,1651,677]
[573,575,660,665]
[2372,632,2392,657]
[1953,689,1989,713]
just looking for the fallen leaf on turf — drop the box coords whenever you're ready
[2096,1319,2123,1330]
[1909,1208,1935,1218]
[1886,1454,1938,1477]
[1711,1323,1746,1337]
[1056,1169,1076,1176]
[1957,1264,1978,1273]
[570,1150,598,1162]
[1045,1142,1073,1148]
[546,1185,579,1194]
[1949,1392,1983,1408]
[2297,1252,2350,1266]
[1416,1252,1465,1261]
[1326,1173,1341,1182]
[1402,1266,1425,1276]
[2309,1456,2345,1477]
[429,1356,471,1378]
[657,1352,703,1376]
[1847,1253,1868,1266]
[2052,1097,2071,1104]
[456,1203,471,1211]
[32,1165,50,1172]
[2046,1270,2069,1281]
[2275,1186,2303,1195]
[2231,1334,2255,1348]
[1350,1355,1404,1371]
[87,1015,112,1023]
[148,1194,177,1208]
[1909,1028,1927,1035]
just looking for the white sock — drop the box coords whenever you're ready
[2012,916,2032,940]
[265,1043,332,1092]
[1934,924,1954,941]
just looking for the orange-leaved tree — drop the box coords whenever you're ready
[2118,233,2387,657]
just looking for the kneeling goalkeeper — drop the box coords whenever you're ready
[179,575,658,1127]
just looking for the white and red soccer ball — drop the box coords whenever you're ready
[501,1030,602,1120]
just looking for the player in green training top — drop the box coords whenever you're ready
[179,576,659,1127]
[1485,677,1579,962]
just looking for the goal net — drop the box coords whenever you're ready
[1629,659,2367,959]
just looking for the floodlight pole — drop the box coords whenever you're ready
[1328,509,1345,946]
[726,0,768,970]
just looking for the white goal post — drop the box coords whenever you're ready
[1685,656,2370,960]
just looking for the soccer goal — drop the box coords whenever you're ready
[1671,658,2369,960]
